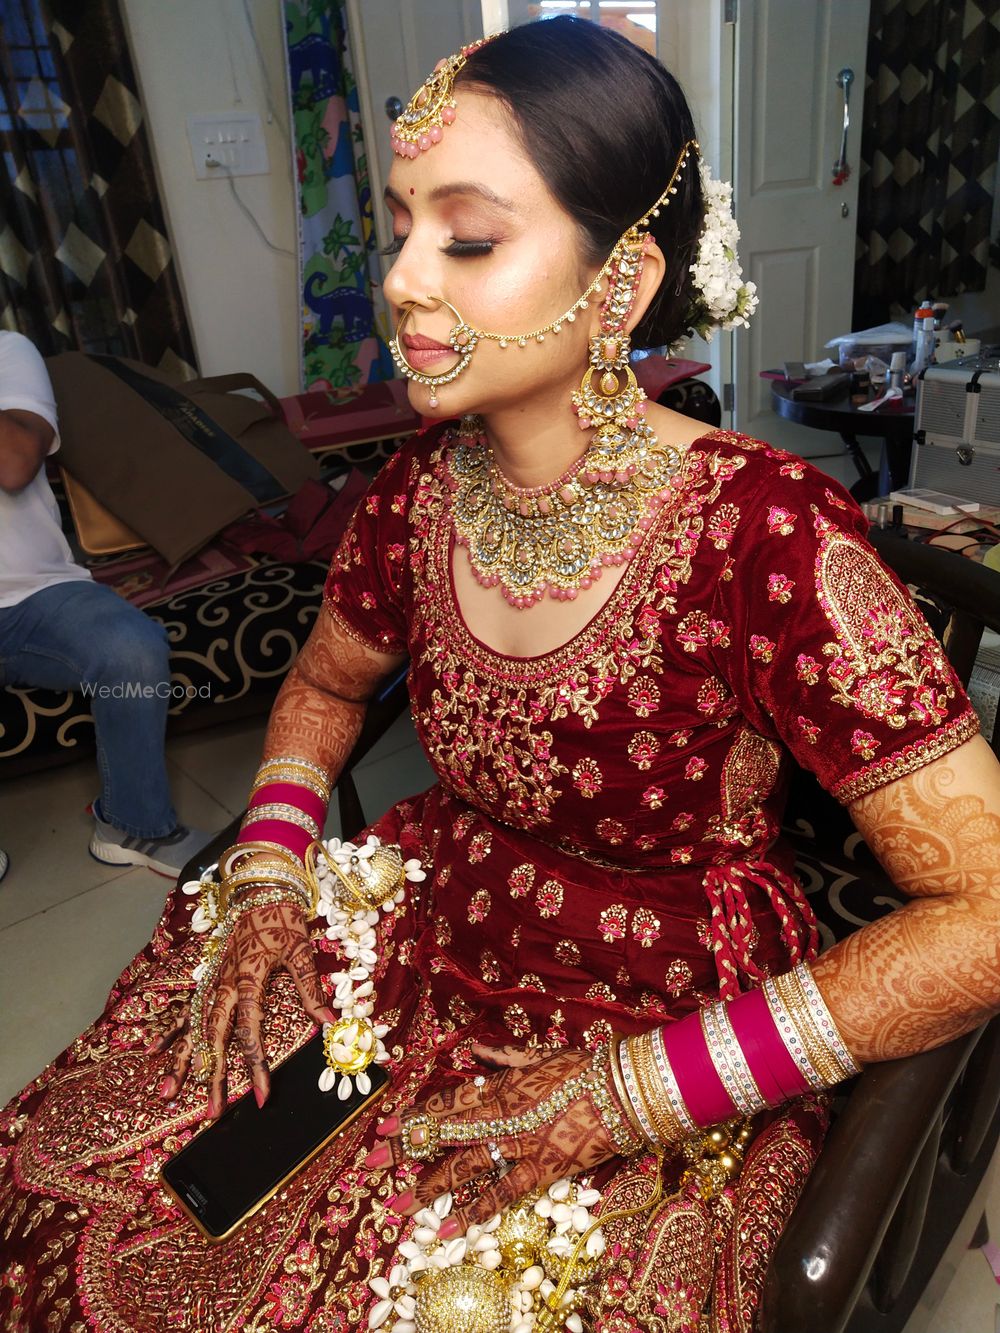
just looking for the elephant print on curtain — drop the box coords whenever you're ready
[284,0,393,389]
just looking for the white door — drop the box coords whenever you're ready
[732,0,870,445]
[346,0,484,259]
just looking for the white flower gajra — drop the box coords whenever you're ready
[369,1180,607,1333]
[183,836,426,1099]
[687,159,759,342]
[315,836,425,1098]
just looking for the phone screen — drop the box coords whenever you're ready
[161,1033,389,1241]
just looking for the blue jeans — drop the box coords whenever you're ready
[0,581,177,838]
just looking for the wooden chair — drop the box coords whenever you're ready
[763,531,1000,1333]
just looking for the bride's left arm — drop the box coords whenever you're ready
[812,733,1000,1062]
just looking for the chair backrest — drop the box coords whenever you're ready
[870,529,1000,753]
[766,531,1000,1333]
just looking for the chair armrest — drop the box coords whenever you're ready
[760,1029,982,1333]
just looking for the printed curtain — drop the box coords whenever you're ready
[284,0,392,390]
[853,0,1000,325]
[0,0,196,372]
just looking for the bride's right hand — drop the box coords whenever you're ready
[151,896,335,1118]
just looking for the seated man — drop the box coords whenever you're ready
[0,330,208,876]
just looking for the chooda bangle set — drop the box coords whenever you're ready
[614,963,861,1149]
[236,754,333,864]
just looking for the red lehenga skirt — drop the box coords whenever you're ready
[0,789,826,1333]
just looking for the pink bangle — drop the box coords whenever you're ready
[236,818,314,861]
[662,1010,738,1127]
[728,987,811,1106]
[248,781,327,824]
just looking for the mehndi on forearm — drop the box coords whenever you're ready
[811,750,1000,1063]
[227,613,404,890]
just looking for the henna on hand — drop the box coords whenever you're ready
[155,898,335,1114]
[377,1047,619,1234]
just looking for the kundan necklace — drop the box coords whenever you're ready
[445,414,683,609]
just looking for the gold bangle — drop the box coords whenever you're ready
[249,769,331,802]
[616,1037,660,1149]
[221,841,308,877]
[770,970,852,1088]
[632,1031,684,1148]
[588,1042,644,1156]
[610,1037,650,1146]
[255,755,332,789]
[220,864,312,916]
[794,963,861,1077]
[227,877,311,916]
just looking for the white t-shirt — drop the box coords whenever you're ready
[0,331,91,608]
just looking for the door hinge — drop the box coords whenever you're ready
[722,382,735,413]
[724,0,738,24]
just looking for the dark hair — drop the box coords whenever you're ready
[458,17,704,350]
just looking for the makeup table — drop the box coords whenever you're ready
[768,377,916,499]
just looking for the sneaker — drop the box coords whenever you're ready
[0,850,8,882]
[89,813,212,879]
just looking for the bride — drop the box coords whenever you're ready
[2,18,998,1333]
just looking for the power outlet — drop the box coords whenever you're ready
[186,112,270,180]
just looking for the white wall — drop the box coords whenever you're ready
[122,0,301,395]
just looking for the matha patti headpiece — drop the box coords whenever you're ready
[389,35,497,159]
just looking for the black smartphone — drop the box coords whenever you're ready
[161,1034,390,1241]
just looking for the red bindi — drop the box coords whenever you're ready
[409,187,416,196]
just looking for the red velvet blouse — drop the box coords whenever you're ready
[324,424,978,1052]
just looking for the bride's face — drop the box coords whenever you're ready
[382,88,602,421]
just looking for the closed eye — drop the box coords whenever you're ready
[378,236,496,258]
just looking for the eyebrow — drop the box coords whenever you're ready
[383,181,517,212]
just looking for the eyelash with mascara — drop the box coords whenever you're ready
[378,237,495,258]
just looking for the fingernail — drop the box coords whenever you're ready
[438,1218,460,1239]
[364,1145,391,1168]
[158,1077,173,1098]
[254,1087,266,1109]
[394,1190,415,1213]
[319,1006,337,1025]
[207,1094,220,1119]
[376,1116,399,1136]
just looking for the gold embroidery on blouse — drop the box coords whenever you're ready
[535,879,564,919]
[706,726,782,848]
[834,710,979,804]
[480,949,501,983]
[664,959,695,994]
[408,436,736,828]
[816,523,959,730]
[504,1004,532,1039]
[555,939,582,967]
[508,863,536,897]
[572,757,604,798]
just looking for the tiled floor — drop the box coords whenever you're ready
[1,434,997,1327]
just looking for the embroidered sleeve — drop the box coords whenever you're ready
[322,443,416,656]
[711,468,979,804]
